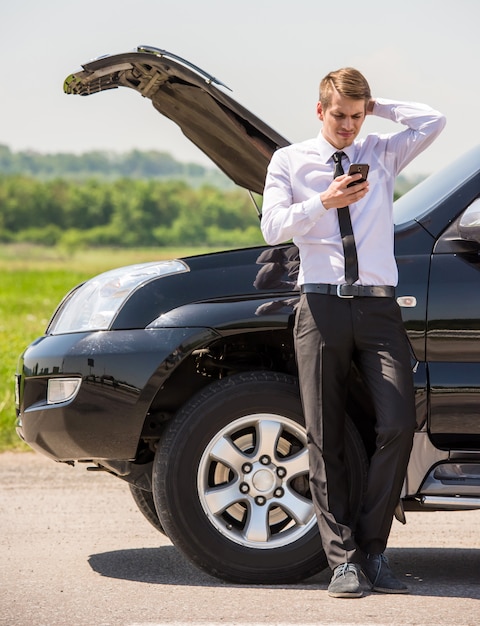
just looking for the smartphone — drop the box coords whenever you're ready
[347,163,369,187]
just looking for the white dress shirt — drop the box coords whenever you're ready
[261,98,446,287]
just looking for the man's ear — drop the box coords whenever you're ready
[316,101,324,121]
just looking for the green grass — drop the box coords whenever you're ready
[0,244,220,451]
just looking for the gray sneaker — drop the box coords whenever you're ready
[327,563,363,598]
[362,553,408,594]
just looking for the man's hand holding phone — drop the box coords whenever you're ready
[320,163,370,210]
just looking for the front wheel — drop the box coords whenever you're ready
[153,371,367,584]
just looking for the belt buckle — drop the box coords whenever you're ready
[336,284,354,298]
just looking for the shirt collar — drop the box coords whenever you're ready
[316,131,356,165]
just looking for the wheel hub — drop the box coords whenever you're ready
[249,466,278,495]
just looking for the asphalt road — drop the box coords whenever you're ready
[1,451,479,626]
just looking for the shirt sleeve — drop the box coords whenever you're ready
[261,148,327,245]
[373,98,446,173]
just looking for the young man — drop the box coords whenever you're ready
[261,68,445,598]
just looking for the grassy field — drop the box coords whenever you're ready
[0,243,218,451]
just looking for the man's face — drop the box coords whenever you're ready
[317,90,366,150]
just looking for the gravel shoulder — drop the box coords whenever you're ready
[1,451,479,626]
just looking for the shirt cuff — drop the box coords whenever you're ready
[302,194,328,222]
[372,97,395,121]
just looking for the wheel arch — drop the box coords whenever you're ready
[134,326,377,475]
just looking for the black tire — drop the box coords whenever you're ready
[152,371,367,584]
[129,484,166,535]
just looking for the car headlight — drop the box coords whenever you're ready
[48,260,189,334]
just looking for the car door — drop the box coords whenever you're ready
[426,197,480,450]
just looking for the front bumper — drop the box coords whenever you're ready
[16,326,218,461]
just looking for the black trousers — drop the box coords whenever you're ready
[294,293,416,569]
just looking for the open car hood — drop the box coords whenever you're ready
[64,45,290,194]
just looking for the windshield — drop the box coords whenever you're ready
[394,146,479,226]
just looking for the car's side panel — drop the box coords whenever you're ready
[148,296,297,332]
[395,252,430,362]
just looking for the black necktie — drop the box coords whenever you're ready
[332,151,358,285]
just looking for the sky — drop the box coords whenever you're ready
[1,0,479,179]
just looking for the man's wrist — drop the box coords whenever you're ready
[319,192,330,211]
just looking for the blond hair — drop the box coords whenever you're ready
[319,68,371,110]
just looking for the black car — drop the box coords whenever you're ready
[16,46,480,585]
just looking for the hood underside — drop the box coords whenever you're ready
[64,45,290,194]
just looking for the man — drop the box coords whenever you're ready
[261,68,445,598]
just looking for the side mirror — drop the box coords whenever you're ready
[459,199,480,243]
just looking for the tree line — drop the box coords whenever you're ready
[0,174,263,248]
[0,145,265,248]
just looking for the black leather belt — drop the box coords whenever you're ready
[301,283,395,298]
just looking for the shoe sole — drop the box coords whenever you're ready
[328,590,363,598]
